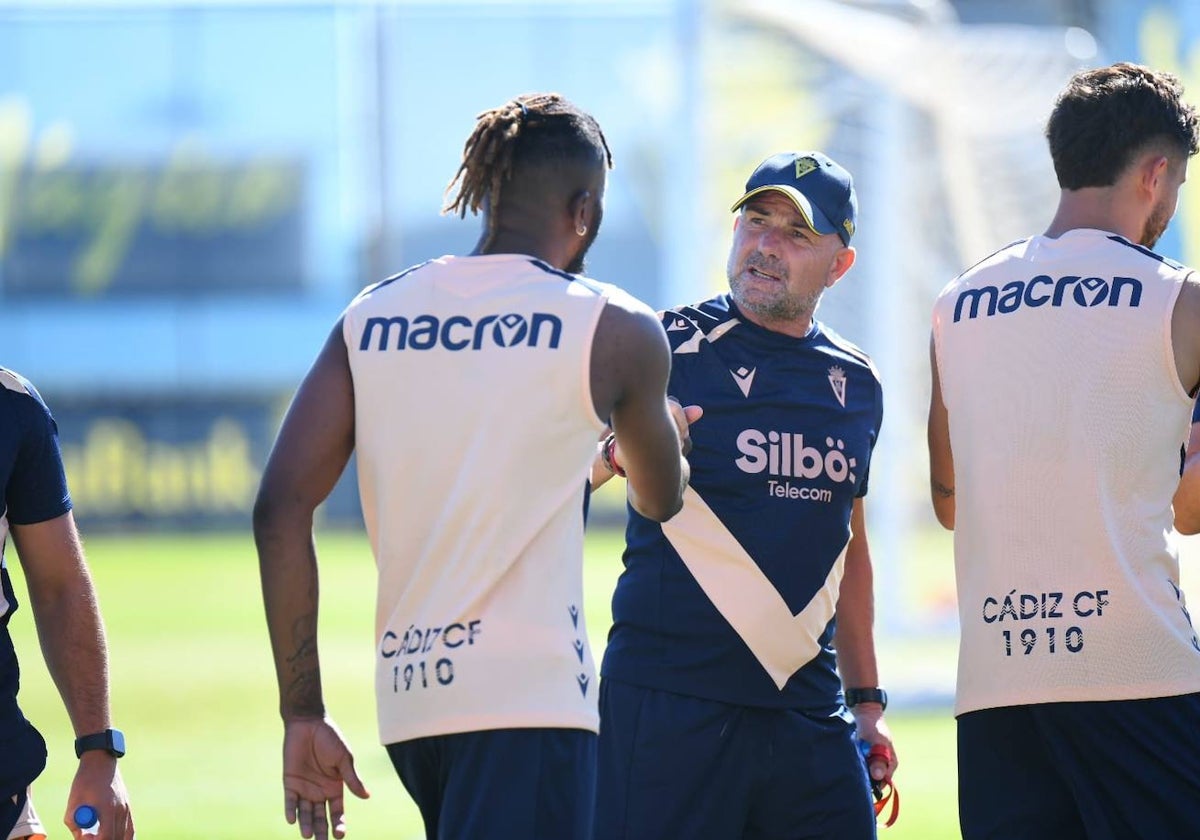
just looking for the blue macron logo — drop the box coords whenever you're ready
[359,312,563,351]
[1073,277,1109,307]
[953,274,1142,323]
[492,313,528,346]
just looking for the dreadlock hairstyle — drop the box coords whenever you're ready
[443,93,614,250]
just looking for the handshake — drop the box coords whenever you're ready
[601,397,703,478]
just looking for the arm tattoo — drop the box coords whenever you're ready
[283,618,323,717]
[932,480,955,499]
[284,669,324,718]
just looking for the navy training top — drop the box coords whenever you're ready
[601,294,883,711]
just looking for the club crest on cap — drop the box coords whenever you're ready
[794,156,819,179]
[732,150,858,245]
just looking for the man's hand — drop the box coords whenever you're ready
[283,717,370,840]
[668,397,703,456]
[852,704,898,784]
[63,753,133,839]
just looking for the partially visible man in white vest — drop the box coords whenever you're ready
[930,62,1200,839]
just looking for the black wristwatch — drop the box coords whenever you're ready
[844,687,888,711]
[75,728,126,759]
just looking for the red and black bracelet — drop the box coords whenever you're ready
[601,432,626,477]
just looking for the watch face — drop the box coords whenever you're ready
[109,729,126,755]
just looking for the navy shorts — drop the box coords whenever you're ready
[0,788,28,840]
[0,718,45,806]
[386,727,597,840]
[595,679,876,840]
[958,693,1200,840]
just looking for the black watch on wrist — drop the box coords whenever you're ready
[75,728,126,759]
[844,687,888,711]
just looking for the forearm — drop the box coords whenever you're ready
[613,396,688,522]
[32,567,112,736]
[253,326,354,721]
[834,541,879,691]
[255,502,325,720]
[627,458,689,521]
[835,618,880,691]
[835,513,895,772]
[13,514,113,736]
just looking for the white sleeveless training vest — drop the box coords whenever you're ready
[933,229,1200,715]
[342,253,608,744]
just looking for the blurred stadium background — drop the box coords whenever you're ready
[4,0,1200,837]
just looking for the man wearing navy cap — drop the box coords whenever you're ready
[591,151,897,839]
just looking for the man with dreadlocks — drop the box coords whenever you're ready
[255,92,693,840]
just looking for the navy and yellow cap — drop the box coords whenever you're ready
[730,151,858,245]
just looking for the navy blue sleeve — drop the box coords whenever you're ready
[5,382,72,526]
[855,376,884,499]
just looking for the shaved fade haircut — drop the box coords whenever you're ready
[1047,62,1200,190]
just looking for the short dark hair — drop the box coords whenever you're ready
[1046,62,1200,189]
[443,93,613,248]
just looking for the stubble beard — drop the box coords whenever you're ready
[728,253,821,325]
[1140,201,1171,249]
[565,239,591,274]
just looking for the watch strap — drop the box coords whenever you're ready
[845,687,888,711]
[74,728,126,759]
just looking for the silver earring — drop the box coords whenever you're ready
[576,225,588,237]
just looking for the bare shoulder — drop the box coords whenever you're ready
[599,283,658,321]
[588,287,670,421]
[594,287,665,350]
[1178,270,1200,314]
[1172,270,1200,345]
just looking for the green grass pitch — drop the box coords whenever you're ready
[8,529,961,839]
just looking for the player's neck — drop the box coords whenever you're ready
[1043,188,1142,242]
[472,225,570,271]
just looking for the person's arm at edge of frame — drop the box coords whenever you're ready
[834,497,898,785]
[12,511,133,840]
[592,303,691,519]
[1176,409,1200,534]
[253,318,370,840]
[1173,273,1200,535]
[928,332,955,530]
